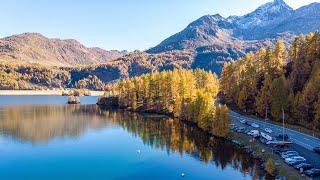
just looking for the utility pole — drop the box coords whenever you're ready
[282,107,285,142]
[265,106,268,128]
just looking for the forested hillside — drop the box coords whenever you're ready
[219,31,320,131]
[101,69,230,137]
[0,50,194,90]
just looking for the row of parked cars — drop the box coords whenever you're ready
[279,150,320,177]
[240,119,273,133]
[230,122,274,142]
[231,119,320,178]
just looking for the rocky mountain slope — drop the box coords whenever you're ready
[148,0,320,75]
[150,0,320,52]
[0,33,126,66]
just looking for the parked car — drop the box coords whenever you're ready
[281,153,299,159]
[294,163,313,171]
[313,147,320,154]
[285,156,306,161]
[260,132,273,141]
[245,121,251,126]
[286,159,307,166]
[237,127,245,133]
[303,168,320,177]
[240,119,246,124]
[285,156,306,165]
[264,128,272,133]
[281,151,298,156]
[248,130,259,136]
[251,123,259,128]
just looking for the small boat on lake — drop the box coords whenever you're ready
[67,96,80,104]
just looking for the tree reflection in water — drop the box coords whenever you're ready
[100,109,265,179]
[0,105,108,143]
[0,105,264,178]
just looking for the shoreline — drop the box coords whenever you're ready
[0,90,104,96]
[97,101,303,179]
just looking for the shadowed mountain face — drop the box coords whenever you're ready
[148,0,320,75]
[0,33,127,67]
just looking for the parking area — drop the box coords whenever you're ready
[230,118,320,178]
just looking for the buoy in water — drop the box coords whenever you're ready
[137,149,141,154]
[181,173,185,177]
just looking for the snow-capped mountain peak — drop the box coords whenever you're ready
[234,0,293,28]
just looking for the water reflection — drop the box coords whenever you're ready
[0,105,108,143]
[0,105,264,178]
[101,110,264,179]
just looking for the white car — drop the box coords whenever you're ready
[285,156,306,163]
[285,157,306,165]
[251,123,259,128]
[264,128,272,133]
[281,153,299,159]
[281,151,298,156]
[260,132,273,141]
[248,130,259,136]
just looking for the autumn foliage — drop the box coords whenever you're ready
[220,31,320,131]
[104,69,231,137]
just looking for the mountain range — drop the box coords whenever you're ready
[1,0,320,82]
[148,0,320,74]
[0,33,127,66]
[150,0,320,52]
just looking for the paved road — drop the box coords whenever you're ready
[229,110,320,151]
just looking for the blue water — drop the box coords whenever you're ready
[0,96,264,179]
[0,95,98,106]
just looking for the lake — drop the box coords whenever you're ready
[0,95,265,179]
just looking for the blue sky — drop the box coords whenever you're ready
[0,0,318,51]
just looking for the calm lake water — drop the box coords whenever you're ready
[0,96,265,179]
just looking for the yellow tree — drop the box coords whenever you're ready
[171,70,182,117]
[255,74,272,117]
[220,62,235,103]
[193,90,215,130]
[271,40,286,78]
[237,89,246,110]
[270,75,288,121]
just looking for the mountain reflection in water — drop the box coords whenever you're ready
[0,105,264,179]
